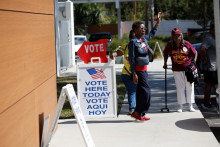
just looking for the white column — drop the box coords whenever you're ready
[66,0,75,65]
[213,0,220,109]
[116,0,122,39]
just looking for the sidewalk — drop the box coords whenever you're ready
[49,59,219,147]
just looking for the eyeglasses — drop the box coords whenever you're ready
[140,27,145,31]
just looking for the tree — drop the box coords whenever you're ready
[154,0,214,28]
[74,3,106,25]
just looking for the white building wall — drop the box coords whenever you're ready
[121,20,202,36]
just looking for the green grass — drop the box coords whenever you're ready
[57,75,126,119]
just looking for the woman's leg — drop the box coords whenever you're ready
[185,77,195,104]
[173,71,186,105]
[135,71,151,115]
[121,74,136,112]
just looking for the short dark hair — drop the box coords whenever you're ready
[132,21,144,30]
[129,30,135,39]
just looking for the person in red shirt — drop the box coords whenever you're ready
[128,21,155,121]
[163,27,197,112]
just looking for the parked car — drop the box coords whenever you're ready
[192,43,202,52]
[88,32,112,52]
[74,35,87,53]
[89,32,112,42]
[187,28,203,36]
[192,43,203,74]
[187,25,210,36]
[194,30,209,37]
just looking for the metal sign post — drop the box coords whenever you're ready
[42,84,95,147]
[214,0,220,112]
[153,41,164,58]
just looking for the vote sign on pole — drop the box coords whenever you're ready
[77,39,109,64]
[77,38,117,119]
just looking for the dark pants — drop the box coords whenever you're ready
[203,71,218,105]
[203,71,218,84]
[135,71,151,115]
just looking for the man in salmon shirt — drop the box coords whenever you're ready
[163,27,198,113]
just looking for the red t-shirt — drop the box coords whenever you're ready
[136,39,147,71]
[163,40,197,71]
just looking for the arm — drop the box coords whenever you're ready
[128,41,136,74]
[144,12,161,41]
[163,42,170,69]
[199,46,207,64]
[194,51,198,62]
[154,12,161,30]
[110,50,123,59]
[128,40,138,84]
[190,42,198,62]
[110,45,125,59]
[163,53,168,69]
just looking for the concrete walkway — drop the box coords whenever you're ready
[49,59,219,147]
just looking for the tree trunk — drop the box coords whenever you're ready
[145,0,149,34]
[150,0,154,30]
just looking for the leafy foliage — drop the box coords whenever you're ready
[74,3,107,25]
[108,34,170,59]
[154,0,214,28]
[74,0,214,30]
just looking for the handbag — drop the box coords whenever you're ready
[135,46,154,66]
[148,47,154,62]
[136,56,149,66]
[185,61,200,86]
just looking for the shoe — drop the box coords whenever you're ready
[189,107,196,112]
[128,109,135,115]
[201,103,212,110]
[177,108,182,113]
[177,104,183,113]
[189,103,196,112]
[131,112,145,121]
[142,116,150,120]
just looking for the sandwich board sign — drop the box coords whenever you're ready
[41,84,95,147]
[77,38,117,119]
[77,58,117,119]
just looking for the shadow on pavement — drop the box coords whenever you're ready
[175,118,211,132]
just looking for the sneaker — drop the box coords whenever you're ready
[131,112,145,121]
[177,108,182,113]
[128,109,135,115]
[189,103,196,112]
[201,103,212,110]
[177,104,183,113]
[189,107,196,112]
[142,116,150,120]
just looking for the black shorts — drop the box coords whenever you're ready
[203,71,218,84]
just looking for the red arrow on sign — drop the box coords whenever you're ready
[77,39,109,64]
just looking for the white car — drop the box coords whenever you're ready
[73,35,87,53]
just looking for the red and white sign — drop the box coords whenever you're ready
[77,39,109,64]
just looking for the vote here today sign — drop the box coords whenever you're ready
[77,60,117,119]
